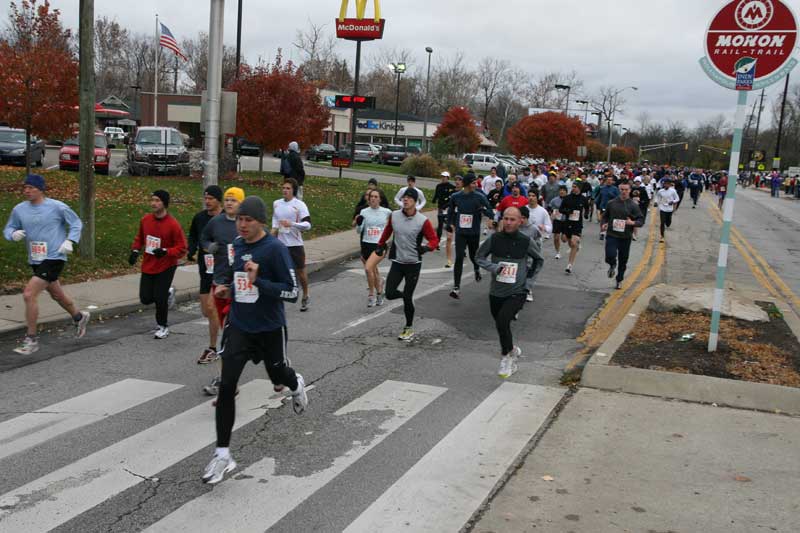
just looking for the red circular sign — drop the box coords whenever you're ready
[705,0,797,81]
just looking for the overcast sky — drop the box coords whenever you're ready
[30,0,798,130]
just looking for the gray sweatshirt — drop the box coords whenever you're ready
[476,230,543,298]
[199,213,239,285]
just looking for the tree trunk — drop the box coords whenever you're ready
[258,147,263,173]
[25,131,32,176]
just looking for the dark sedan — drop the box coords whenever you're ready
[0,128,45,167]
[305,144,337,161]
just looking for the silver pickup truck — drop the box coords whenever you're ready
[127,127,191,176]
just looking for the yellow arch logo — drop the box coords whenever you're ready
[339,0,381,22]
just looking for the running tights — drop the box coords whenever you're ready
[139,266,177,327]
[454,233,480,288]
[659,211,673,237]
[385,262,421,327]
[489,294,526,356]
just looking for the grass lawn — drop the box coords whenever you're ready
[0,168,415,293]
[348,162,406,175]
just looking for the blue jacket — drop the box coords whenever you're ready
[447,190,494,235]
[593,185,620,210]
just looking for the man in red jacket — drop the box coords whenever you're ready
[129,190,187,339]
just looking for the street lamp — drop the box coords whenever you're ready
[555,84,571,115]
[422,47,433,153]
[590,111,602,138]
[388,62,407,145]
[607,86,638,163]
[576,99,590,125]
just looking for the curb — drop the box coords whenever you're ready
[580,284,800,415]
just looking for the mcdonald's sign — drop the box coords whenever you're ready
[337,0,386,41]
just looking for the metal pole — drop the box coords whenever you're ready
[752,88,765,156]
[709,90,748,352]
[393,70,401,144]
[204,0,225,187]
[565,86,571,116]
[774,73,790,169]
[349,40,362,165]
[422,49,432,153]
[78,0,96,259]
[606,115,614,164]
[235,0,242,79]
[153,14,159,125]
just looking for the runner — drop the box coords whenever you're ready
[394,175,426,209]
[356,189,392,307]
[374,189,439,341]
[272,178,312,311]
[352,178,389,222]
[496,182,528,231]
[541,172,561,207]
[601,181,644,290]
[717,171,728,209]
[3,174,89,355]
[476,207,543,379]
[518,206,546,302]
[593,174,619,240]
[549,185,568,259]
[431,171,456,267]
[559,182,589,274]
[447,174,494,299]
[187,185,223,363]
[129,190,187,339]
[197,186,244,366]
[202,196,307,485]
[656,179,680,243]
[526,190,553,245]
[688,169,703,208]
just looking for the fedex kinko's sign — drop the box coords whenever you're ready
[700,0,798,90]
[336,0,386,41]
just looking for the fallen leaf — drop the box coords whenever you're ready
[541,475,554,481]
[734,475,752,482]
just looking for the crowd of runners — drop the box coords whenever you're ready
[3,156,731,485]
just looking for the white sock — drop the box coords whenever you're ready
[215,447,230,459]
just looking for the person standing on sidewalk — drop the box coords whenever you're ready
[432,171,456,267]
[656,179,680,243]
[356,189,392,307]
[602,182,644,290]
[272,178,312,311]
[476,207,542,379]
[280,141,306,200]
[447,174,494,299]
[187,185,223,363]
[129,190,187,339]
[202,196,307,485]
[3,174,89,355]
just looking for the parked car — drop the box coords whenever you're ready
[0,127,45,167]
[59,132,111,175]
[103,127,127,147]
[495,154,527,173]
[377,144,410,165]
[305,143,337,161]
[406,146,422,156]
[238,139,262,156]
[339,143,376,163]
[463,153,508,173]
[127,127,190,176]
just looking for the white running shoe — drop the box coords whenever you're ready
[154,326,170,339]
[398,327,415,341]
[554,253,561,260]
[367,295,376,308]
[292,374,308,414]
[498,355,512,379]
[526,291,533,302]
[565,264,573,274]
[13,336,38,355]
[376,292,385,306]
[167,287,176,309]
[511,345,522,358]
[74,311,90,338]
[202,453,237,484]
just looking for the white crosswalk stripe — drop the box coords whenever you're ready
[146,380,447,533]
[0,379,182,462]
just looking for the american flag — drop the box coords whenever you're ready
[159,23,187,61]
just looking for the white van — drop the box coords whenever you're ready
[463,153,506,173]
[103,127,127,144]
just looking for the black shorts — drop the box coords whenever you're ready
[198,262,213,294]
[219,322,287,366]
[563,222,583,239]
[31,260,65,283]
[360,242,378,261]
[287,246,306,270]
[552,220,566,234]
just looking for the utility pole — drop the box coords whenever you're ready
[204,0,225,187]
[751,88,766,168]
[235,0,243,78]
[78,0,96,259]
[173,55,178,93]
[422,47,433,153]
[774,73,790,170]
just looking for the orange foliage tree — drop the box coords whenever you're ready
[229,52,331,155]
[611,146,637,163]
[586,139,608,161]
[507,112,585,160]
[0,0,77,173]
[432,106,481,155]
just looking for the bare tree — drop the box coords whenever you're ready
[94,17,130,99]
[180,32,238,93]
[491,68,529,149]
[476,57,509,131]
[293,20,338,83]
[429,51,476,116]
[526,71,584,110]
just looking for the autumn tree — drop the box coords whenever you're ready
[0,0,77,174]
[230,52,331,170]
[507,112,585,159]
[432,106,481,156]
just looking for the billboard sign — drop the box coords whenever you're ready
[337,0,385,41]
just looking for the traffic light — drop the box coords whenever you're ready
[335,95,376,109]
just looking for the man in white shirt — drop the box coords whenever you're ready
[655,179,680,243]
[526,190,553,241]
[394,175,427,209]
[273,178,312,310]
[482,167,503,195]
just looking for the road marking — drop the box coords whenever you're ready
[46,165,59,170]
[343,382,564,533]
[0,379,182,462]
[0,380,274,532]
[145,380,447,533]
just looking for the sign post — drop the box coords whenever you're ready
[699,0,797,352]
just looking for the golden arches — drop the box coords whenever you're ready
[339,0,381,22]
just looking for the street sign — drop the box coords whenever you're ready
[757,163,766,170]
[787,166,800,176]
[700,0,798,91]
[334,95,377,109]
[332,157,352,168]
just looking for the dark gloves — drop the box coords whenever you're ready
[128,250,140,266]
[356,215,364,226]
[153,248,167,258]
[417,245,429,256]
[375,244,386,257]
[187,254,195,262]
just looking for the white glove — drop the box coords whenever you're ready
[11,230,26,242]
[58,240,73,254]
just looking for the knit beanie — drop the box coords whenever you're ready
[152,189,170,208]
[24,174,46,191]
[402,188,419,202]
[204,185,223,202]
[237,196,267,222]
[224,187,245,203]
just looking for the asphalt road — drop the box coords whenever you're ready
[0,217,624,532]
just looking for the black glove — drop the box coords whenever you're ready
[153,248,167,258]
[445,225,453,233]
[187,253,195,262]
[128,250,140,266]
[417,245,429,256]
[375,244,386,257]
[356,215,364,226]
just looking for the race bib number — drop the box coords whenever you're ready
[204,254,214,274]
[612,219,627,232]
[145,235,161,255]
[233,271,259,303]
[227,244,234,266]
[459,214,474,229]
[30,241,47,262]
[365,226,383,243]
[720,187,726,192]
[278,222,292,234]
[496,262,518,284]
[568,210,581,221]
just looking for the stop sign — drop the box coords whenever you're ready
[702,0,798,90]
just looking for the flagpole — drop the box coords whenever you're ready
[154,14,159,125]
